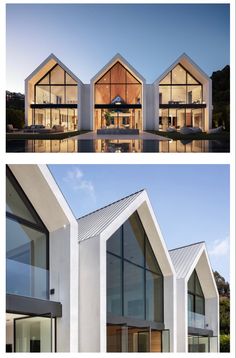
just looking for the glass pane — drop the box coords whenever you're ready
[159,86,171,104]
[6,176,36,223]
[66,72,77,84]
[111,63,126,83]
[162,330,170,352]
[195,271,204,296]
[107,227,122,256]
[124,261,144,319]
[111,84,126,103]
[38,74,49,85]
[97,71,110,84]
[160,72,171,85]
[95,84,110,104]
[145,239,162,274]
[195,296,204,315]
[15,316,52,352]
[128,328,149,352]
[188,272,195,293]
[146,270,163,322]
[150,330,161,352]
[51,86,65,104]
[127,85,141,104]
[198,336,209,352]
[66,86,78,104]
[123,213,144,266]
[126,71,140,84]
[107,254,122,315]
[36,86,50,104]
[172,86,186,103]
[188,85,202,104]
[50,65,65,84]
[172,64,186,84]
[187,73,199,84]
[107,325,122,352]
[6,218,48,299]
[188,293,194,312]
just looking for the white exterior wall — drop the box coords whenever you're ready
[79,236,106,352]
[176,279,187,352]
[164,275,176,352]
[145,84,155,130]
[80,84,91,130]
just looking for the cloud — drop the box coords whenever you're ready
[209,237,229,257]
[63,167,96,200]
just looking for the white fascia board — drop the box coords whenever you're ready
[25,53,83,86]
[154,53,210,86]
[39,165,78,227]
[90,53,146,85]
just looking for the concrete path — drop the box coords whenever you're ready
[70,131,169,141]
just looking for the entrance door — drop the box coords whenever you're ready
[14,315,54,352]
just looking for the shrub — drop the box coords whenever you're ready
[6,108,25,129]
[220,334,230,352]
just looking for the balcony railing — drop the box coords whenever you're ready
[188,311,205,329]
[6,258,49,300]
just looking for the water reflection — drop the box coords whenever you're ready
[6,139,229,153]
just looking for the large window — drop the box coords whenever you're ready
[107,211,163,323]
[188,270,205,329]
[159,64,202,105]
[6,167,49,300]
[95,62,142,105]
[35,64,78,105]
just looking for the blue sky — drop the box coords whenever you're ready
[49,164,230,282]
[6,3,230,92]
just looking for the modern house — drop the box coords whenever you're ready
[25,53,212,132]
[6,165,219,352]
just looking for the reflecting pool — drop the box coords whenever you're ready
[6,139,230,153]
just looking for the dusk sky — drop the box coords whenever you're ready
[6,3,230,93]
[49,164,230,282]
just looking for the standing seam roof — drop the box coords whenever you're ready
[77,189,144,241]
[169,242,204,279]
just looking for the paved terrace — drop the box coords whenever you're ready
[70,131,170,141]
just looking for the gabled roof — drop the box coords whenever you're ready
[90,53,146,84]
[154,52,210,86]
[77,189,144,241]
[25,53,83,85]
[77,189,175,276]
[169,241,205,279]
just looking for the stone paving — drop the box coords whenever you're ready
[70,131,170,141]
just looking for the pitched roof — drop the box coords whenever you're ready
[169,241,205,279]
[77,189,144,241]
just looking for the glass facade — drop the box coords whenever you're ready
[159,63,205,130]
[32,64,78,130]
[94,61,142,130]
[188,270,205,329]
[6,167,49,300]
[107,211,167,352]
[188,335,218,353]
[107,211,163,321]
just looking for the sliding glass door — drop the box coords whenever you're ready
[14,315,55,352]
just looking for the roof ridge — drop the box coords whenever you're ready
[77,189,145,221]
[169,241,205,252]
